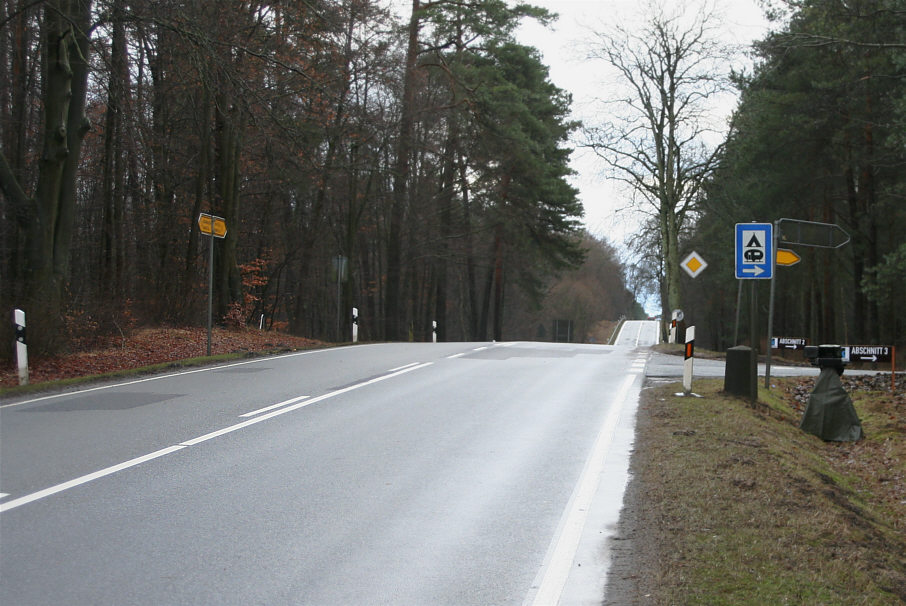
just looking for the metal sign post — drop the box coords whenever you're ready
[765,218,849,388]
[198,213,227,356]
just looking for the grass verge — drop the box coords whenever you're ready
[612,377,905,605]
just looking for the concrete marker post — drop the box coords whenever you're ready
[14,309,28,385]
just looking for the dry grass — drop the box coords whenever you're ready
[612,378,906,605]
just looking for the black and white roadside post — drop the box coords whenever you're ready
[13,309,28,385]
[676,326,701,397]
[669,310,683,344]
[352,307,359,343]
[432,320,437,344]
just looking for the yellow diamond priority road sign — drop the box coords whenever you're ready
[681,251,708,278]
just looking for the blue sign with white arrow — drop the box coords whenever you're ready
[735,222,773,279]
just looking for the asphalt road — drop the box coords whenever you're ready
[1,328,659,606]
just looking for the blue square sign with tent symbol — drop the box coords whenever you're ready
[735,222,773,279]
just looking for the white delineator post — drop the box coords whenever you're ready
[432,320,437,344]
[14,308,28,385]
[683,325,695,394]
[669,309,681,344]
[352,307,359,343]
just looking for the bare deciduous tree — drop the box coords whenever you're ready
[583,2,731,332]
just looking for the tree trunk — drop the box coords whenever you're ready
[492,223,505,342]
[459,154,480,340]
[479,264,493,341]
[101,2,127,299]
[8,0,92,351]
[663,208,682,321]
[434,131,457,342]
[386,0,421,341]
[1,0,35,302]
[185,89,212,292]
[214,99,243,320]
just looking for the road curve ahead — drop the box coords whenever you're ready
[1,339,652,605]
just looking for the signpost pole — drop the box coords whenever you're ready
[765,220,779,388]
[198,213,226,357]
[207,228,214,357]
[733,280,742,345]
[749,281,757,355]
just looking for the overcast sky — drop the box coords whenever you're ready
[513,0,774,252]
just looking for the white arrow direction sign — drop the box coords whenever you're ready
[741,266,765,276]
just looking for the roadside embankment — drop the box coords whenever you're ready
[606,377,905,605]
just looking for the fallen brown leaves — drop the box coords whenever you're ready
[1,326,322,388]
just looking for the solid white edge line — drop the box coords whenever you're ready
[0,347,331,409]
[0,445,187,513]
[527,372,638,606]
[239,395,310,418]
[0,362,434,513]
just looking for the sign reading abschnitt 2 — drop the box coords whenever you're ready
[771,337,807,350]
[844,345,893,363]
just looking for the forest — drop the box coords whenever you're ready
[2,0,904,358]
[0,0,641,356]
[681,0,906,352]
